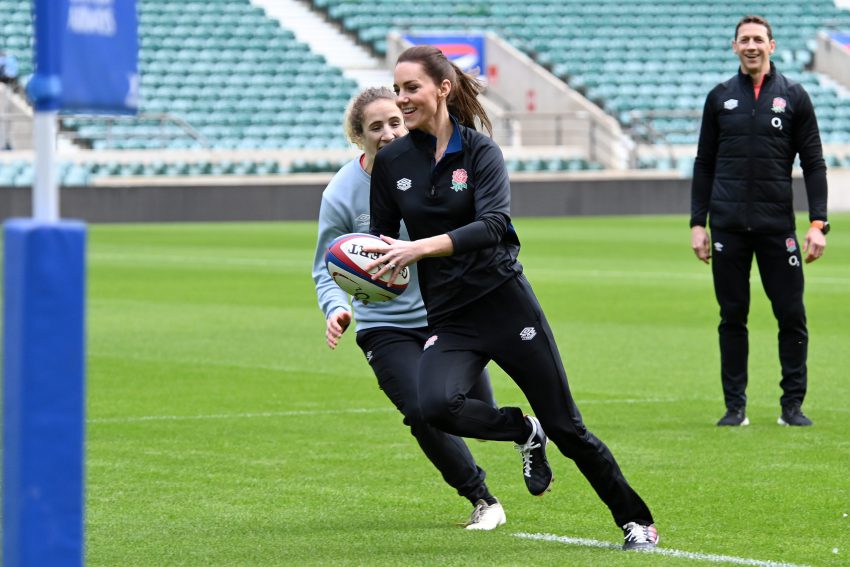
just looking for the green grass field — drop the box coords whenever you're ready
[62,214,850,565]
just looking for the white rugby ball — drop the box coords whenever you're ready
[325,233,410,302]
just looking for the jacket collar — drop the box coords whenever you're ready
[737,61,777,86]
[409,115,464,155]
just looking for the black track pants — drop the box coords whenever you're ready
[417,274,654,527]
[710,230,808,410]
[356,326,495,504]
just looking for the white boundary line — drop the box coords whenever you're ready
[85,399,679,425]
[89,253,850,286]
[512,532,810,567]
[87,397,850,424]
[87,407,395,424]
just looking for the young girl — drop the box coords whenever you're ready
[311,86,505,530]
[365,47,658,550]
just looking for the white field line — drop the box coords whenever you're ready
[87,397,850,425]
[89,253,850,286]
[87,407,395,424]
[89,253,302,270]
[85,398,677,425]
[512,532,810,567]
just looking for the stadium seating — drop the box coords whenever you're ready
[2,0,849,181]
[313,0,850,147]
[0,0,359,151]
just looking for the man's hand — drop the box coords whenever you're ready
[691,225,711,264]
[326,310,352,349]
[803,226,826,264]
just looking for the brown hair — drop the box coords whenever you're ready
[344,86,397,146]
[735,15,773,41]
[396,45,492,136]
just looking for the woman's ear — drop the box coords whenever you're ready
[439,79,452,100]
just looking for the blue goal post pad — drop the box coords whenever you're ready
[3,219,86,567]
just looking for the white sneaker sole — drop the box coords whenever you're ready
[718,417,749,426]
[777,417,812,426]
[464,517,506,531]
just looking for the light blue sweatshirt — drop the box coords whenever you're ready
[312,157,428,331]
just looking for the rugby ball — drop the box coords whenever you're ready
[325,233,410,302]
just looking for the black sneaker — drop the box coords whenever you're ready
[514,415,553,496]
[622,522,659,550]
[716,407,749,426]
[778,405,813,426]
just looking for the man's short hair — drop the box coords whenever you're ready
[735,15,773,41]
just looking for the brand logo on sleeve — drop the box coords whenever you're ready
[354,213,370,228]
[396,178,412,191]
[714,242,724,252]
[519,327,537,341]
[723,99,738,110]
[771,97,787,113]
[451,169,468,192]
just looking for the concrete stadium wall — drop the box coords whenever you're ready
[0,172,815,223]
[815,31,850,91]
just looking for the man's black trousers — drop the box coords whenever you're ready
[710,229,808,410]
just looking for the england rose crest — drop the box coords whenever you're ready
[771,97,787,114]
[785,238,797,253]
[451,169,468,192]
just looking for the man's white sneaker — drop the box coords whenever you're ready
[464,499,506,531]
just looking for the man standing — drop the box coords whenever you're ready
[690,15,828,427]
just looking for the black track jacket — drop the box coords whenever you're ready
[370,119,522,324]
[691,63,828,232]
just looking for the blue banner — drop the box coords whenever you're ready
[830,31,850,48]
[403,33,486,77]
[29,0,138,114]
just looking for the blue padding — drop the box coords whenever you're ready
[3,219,86,567]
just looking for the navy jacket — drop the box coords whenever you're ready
[370,119,522,324]
[691,63,828,232]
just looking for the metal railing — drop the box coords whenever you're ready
[624,109,701,169]
[60,112,210,148]
[490,110,622,166]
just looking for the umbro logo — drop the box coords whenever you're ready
[724,99,738,110]
[396,178,412,191]
[519,327,537,341]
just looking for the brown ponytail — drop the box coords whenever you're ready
[397,45,492,136]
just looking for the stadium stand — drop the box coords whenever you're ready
[314,0,850,167]
[0,0,359,151]
[0,0,849,185]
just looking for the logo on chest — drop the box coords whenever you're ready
[771,97,787,114]
[451,168,468,192]
[396,178,412,191]
[724,99,738,110]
